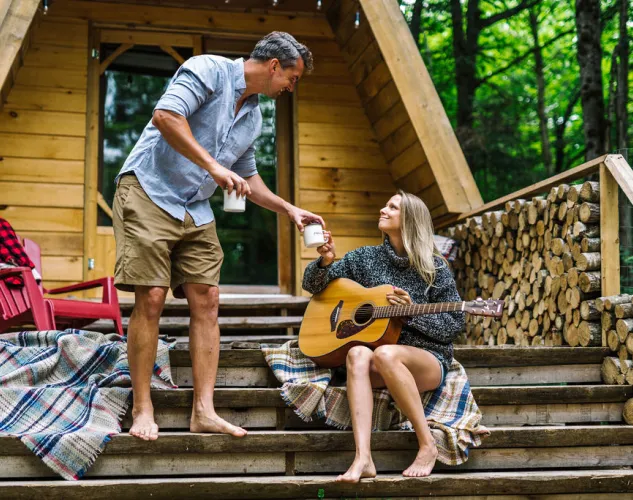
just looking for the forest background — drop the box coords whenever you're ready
[399,0,632,202]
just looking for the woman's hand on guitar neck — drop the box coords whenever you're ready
[386,287,413,306]
[317,231,336,267]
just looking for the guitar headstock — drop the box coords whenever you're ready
[464,298,505,317]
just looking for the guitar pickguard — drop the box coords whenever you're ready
[336,318,375,339]
[330,300,343,332]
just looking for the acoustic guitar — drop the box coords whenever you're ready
[298,278,504,368]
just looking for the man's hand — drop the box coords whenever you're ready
[209,163,251,198]
[287,206,325,232]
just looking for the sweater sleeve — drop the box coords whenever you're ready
[404,263,465,344]
[302,249,363,295]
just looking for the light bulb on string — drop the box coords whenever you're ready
[316,0,322,10]
[43,0,49,15]
[354,9,360,29]
[272,0,278,6]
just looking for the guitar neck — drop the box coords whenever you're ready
[373,302,464,319]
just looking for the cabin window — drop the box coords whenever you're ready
[98,43,278,286]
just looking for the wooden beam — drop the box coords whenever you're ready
[83,25,101,281]
[100,29,196,48]
[96,192,113,220]
[356,0,483,214]
[0,0,40,92]
[99,43,133,74]
[276,93,294,294]
[160,45,185,65]
[49,1,335,39]
[436,155,608,228]
[600,163,620,318]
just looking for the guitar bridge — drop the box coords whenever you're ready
[330,300,343,332]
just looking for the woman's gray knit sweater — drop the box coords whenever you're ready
[302,238,465,372]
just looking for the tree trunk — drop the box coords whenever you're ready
[575,0,606,160]
[529,8,553,176]
[409,0,423,51]
[615,0,629,150]
[451,0,480,149]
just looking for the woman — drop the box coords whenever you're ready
[302,191,465,482]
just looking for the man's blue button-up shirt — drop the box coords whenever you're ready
[116,55,262,226]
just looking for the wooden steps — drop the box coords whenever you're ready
[2,427,633,479]
[2,470,633,499]
[2,296,631,498]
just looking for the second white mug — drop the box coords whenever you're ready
[304,223,326,248]
[223,189,246,212]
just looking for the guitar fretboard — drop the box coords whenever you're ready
[372,302,464,319]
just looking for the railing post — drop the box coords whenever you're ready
[600,164,620,346]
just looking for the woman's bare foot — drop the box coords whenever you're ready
[403,444,438,477]
[190,411,247,437]
[335,456,377,483]
[129,408,159,441]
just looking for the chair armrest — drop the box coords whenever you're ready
[45,277,111,295]
[0,266,33,278]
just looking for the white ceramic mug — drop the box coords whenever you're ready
[223,189,246,212]
[303,223,326,248]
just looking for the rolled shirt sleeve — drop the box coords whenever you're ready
[154,57,218,118]
[231,145,258,178]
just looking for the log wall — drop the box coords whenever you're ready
[0,14,88,291]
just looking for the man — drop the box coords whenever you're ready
[113,32,323,441]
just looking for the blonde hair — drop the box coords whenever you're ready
[397,190,446,286]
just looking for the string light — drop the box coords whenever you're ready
[272,0,278,6]
[316,0,322,10]
[43,0,49,15]
[354,8,360,29]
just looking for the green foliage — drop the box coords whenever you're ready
[399,0,632,202]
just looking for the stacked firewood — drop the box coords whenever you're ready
[595,294,633,385]
[441,181,603,346]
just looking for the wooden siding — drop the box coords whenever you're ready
[295,36,393,293]
[0,14,88,291]
[326,0,483,219]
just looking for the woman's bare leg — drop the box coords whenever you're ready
[336,346,380,483]
[372,345,442,477]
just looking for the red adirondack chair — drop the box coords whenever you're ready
[0,266,54,332]
[0,239,123,335]
[22,238,124,335]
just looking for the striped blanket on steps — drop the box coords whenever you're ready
[262,340,489,466]
[0,329,175,480]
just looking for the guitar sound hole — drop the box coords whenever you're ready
[354,304,374,325]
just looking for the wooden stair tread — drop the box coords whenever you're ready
[143,386,633,408]
[4,426,633,456]
[87,316,303,332]
[2,470,633,498]
[171,346,610,368]
[115,295,309,314]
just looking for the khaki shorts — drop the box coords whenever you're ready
[113,174,223,298]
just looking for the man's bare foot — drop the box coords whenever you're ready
[403,444,438,477]
[335,456,377,483]
[129,408,159,441]
[190,411,247,437]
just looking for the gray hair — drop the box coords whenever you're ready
[250,31,313,73]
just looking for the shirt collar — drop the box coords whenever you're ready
[233,58,246,90]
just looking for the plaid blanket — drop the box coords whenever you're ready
[263,341,489,466]
[0,329,175,480]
